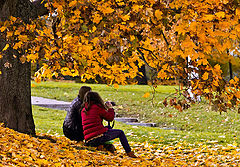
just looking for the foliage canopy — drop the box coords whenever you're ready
[1,0,240,112]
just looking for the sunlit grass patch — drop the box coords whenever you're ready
[33,105,240,146]
[32,81,240,141]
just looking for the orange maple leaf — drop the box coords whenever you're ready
[202,72,209,80]
[143,92,150,98]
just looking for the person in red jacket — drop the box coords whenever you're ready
[81,91,137,158]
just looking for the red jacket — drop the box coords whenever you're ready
[81,104,115,141]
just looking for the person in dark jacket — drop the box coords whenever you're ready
[81,91,137,158]
[63,86,92,141]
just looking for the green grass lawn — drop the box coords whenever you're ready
[32,80,240,146]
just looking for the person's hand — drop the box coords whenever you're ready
[105,101,113,109]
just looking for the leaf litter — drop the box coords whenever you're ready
[0,123,240,166]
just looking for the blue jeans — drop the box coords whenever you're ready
[86,129,131,153]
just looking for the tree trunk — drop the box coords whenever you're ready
[0,0,47,135]
[136,64,148,85]
[0,46,35,134]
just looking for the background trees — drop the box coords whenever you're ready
[1,0,240,133]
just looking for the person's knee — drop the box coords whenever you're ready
[110,129,125,137]
[117,129,124,135]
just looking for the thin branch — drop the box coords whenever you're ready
[148,85,156,106]
[136,47,158,72]
[160,30,172,51]
[165,88,186,99]
[137,46,158,59]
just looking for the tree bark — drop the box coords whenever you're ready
[136,64,148,85]
[0,46,35,134]
[0,0,47,135]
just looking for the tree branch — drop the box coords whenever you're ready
[137,47,158,72]
[160,30,172,51]
[137,47,158,59]
[148,85,156,106]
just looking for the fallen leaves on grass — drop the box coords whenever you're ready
[1,123,240,166]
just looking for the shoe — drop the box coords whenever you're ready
[127,151,137,158]
[104,144,116,153]
[97,145,105,151]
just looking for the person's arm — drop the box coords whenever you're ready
[98,106,115,121]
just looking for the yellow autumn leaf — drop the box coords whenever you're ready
[18,35,28,41]
[188,22,198,31]
[35,45,41,51]
[13,42,22,50]
[155,10,163,20]
[202,72,209,80]
[61,67,72,76]
[236,8,240,16]
[27,143,33,148]
[115,0,125,6]
[212,80,219,87]
[222,0,229,4]
[27,53,38,61]
[203,14,215,21]
[113,83,119,89]
[19,55,26,63]
[215,12,225,18]
[143,92,150,98]
[129,22,136,27]
[35,77,41,83]
[0,26,7,32]
[31,83,36,87]
[235,91,240,99]
[157,70,167,79]
[2,44,9,51]
[102,7,114,14]
[234,76,239,82]
[203,89,210,93]
[235,24,240,32]
[7,31,13,37]
[132,5,143,12]
[229,79,235,85]
[130,35,135,41]
[214,64,221,72]
[69,0,77,7]
[14,29,21,35]
[121,15,130,21]
[92,26,96,32]
[93,13,102,24]
[92,37,99,45]
[10,16,17,22]
[197,59,208,66]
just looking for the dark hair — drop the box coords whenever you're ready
[78,86,92,101]
[83,91,106,113]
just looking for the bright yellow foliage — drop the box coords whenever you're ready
[202,72,209,80]
[1,124,240,166]
[1,0,240,111]
[2,44,9,51]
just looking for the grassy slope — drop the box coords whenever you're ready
[32,81,240,145]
